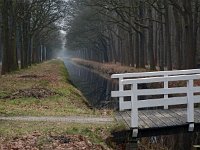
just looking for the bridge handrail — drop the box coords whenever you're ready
[111,70,200,137]
[112,69,200,110]
[121,74,200,84]
[111,69,200,79]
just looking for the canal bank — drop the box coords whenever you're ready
[63,59,119,109]
[71,58,148,77]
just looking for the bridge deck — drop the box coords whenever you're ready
[116,108,200,129]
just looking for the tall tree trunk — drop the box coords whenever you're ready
[139,1,145,68]
[183,0,196,69]
[173,7,182,69]
[148,5,155,70]
[1,0,18,75]
[164,0,172,70]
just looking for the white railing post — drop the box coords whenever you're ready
[164,74,168,109]
[187,79,194,131]
[131,83,138,137]
[119,77,124,111]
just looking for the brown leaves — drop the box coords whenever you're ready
[0,133,107,150]
[3,88,57,99]
[72,58,147,76]
[1,132,41,150]
[18,75,43,79]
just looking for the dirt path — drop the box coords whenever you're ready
[0,116,114,124]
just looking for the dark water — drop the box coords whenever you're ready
[63,59,118,109]
[63,59,200,150]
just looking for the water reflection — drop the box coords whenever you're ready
[63,59,118,109]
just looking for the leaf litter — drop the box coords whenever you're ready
[3,88,58,99]
[0,132,108,150]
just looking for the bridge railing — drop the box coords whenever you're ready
[111,70,200,137]
[111,69,200,110]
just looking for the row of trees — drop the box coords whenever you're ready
[0,0,66,74]
[65,0,200,70]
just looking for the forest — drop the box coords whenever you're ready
[0,0,66,75]
[1,0,200,74]
[65,0,200,70]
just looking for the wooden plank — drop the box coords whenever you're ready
[194,108,200,117]
[127,111,147,129]
[152,109,177,127]
[174,108,200,123]
[164,109,186,125]
[171,109,187,117]
[193,108,200,122]
[148,110,168,127]
[116,107,200,132]
[115,112,124,122]
[119,111,131,127]
[157,109,183,126]
[143,110,168,127]
[194,109,200,117]
[185,108,200,122]
[138,115,148,129]
[194,111,200,122]
[139,111,158,128]
[171,109,187,124]
[168,108,200,123]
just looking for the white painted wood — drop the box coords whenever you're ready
[110,95,200,111]
[111,69,200,134]
[122,74,200,84]
[120,101,132,110]
[164,75,168,109]
[132,129,138,137]
[112,87,188,97]
[187,80,194,124]
[131,84,138,128]
[111,69,200,79]
[119,77,124,111]
[111,90,132,97]
[189,123,194,132]
[112,69,200,110]
[138,97,188,108]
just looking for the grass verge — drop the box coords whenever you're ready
[0,60,121,149]
[0,120,123,149]
[0,59,101,117]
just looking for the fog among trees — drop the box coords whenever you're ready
[0,0,66,74]
[1,0,200,74]
[65,0,200,70]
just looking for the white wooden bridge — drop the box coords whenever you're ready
[111,69,200,137]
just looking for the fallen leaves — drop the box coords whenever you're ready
[72,58,147,76]
[0,133,108,150]
[3,88,57,99]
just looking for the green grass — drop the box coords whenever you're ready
[0,59,100,117]
[0,120,120,148]
[0,60,120,149]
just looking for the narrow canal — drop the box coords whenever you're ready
[64,59,118,109]
[63,59,200,150]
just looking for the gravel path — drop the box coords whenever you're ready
[0,116,114,124]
